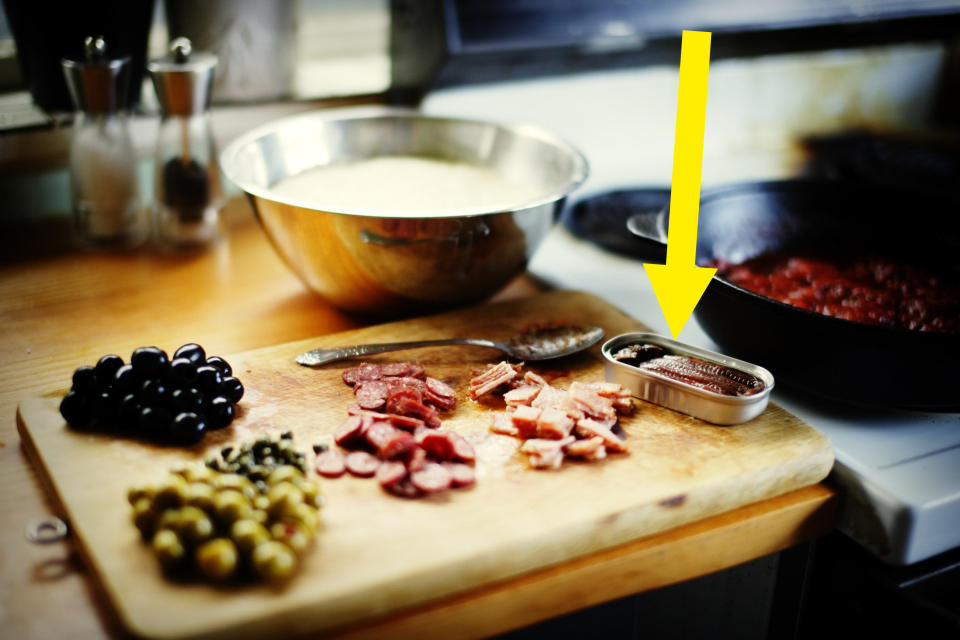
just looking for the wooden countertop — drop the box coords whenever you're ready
[0,200,835,639]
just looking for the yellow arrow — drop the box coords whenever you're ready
[644,30,716,340]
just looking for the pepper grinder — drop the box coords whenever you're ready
[148,38,222,249]
[62,36,146,249]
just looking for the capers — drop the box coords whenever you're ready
[128,435,322,585]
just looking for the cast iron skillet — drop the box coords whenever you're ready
[568,180,960,411]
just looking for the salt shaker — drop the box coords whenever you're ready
[148,38,222,249]
[62,36,146,249]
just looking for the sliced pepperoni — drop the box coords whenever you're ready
[380,431,417,460]
[406,446,428,472]
[417,430,455,461]
[356,363,383,381]
[315,449,346,478]
[376,460,407,487]
[355,380,389,410]
[444,463,476,488]
[425,389,457,410]
[342,367,360,387]
[426,376,456,399]
[381,362,413,377]
[384,477,421,498]
[448,432,476,464]
[410,462,452,493]
[345,451,380,477]
[385,389,423,414]
[388,413,425,431]
[408,363,425,379]
[365,421,399,452]
[389,395,440,424]
[333,415,364,447]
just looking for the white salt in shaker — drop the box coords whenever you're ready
[62,36,146,249]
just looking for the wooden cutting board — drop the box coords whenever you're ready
[17,290,833,640]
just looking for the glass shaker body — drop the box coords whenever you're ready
[69,106,146,248]
[153,112,223,248]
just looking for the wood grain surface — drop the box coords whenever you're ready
[17,290,833,640]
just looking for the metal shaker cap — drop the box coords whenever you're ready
[148,38,218,116]
[61,36,131,114]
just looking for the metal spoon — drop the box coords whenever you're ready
[295,325,605,367]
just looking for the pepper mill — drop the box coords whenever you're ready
[62,36,146,249]
[148,38,222,249]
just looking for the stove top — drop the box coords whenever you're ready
[421,50,960,565]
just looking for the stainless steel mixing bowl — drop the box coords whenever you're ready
[220,109,588,315]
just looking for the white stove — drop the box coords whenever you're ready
[421,46,960,565]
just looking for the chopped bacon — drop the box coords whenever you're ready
[526,448,565,470]
[510,405,542,438]
[531,384,581,419]
[575,418,628,453]
[569,381,617,422]
[563,436,606,459]
[587,381,632,398]
[490,412,519,436]
[519,436,575,455]
[536,407,574,439]
[503,385,541,407]
[523,371,550,387]
[469,361,520,398]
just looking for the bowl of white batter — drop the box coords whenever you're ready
[221,108,588,315]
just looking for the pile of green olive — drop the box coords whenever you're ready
[129,463,322,584]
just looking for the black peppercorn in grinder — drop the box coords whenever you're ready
[148,38,222,249]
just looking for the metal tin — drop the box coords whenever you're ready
[602,332,774,425]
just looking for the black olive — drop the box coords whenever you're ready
[170,412,207,445]
[113,363,139,394]
[117,393,141,428]
[204,356,232,377]
[169,357,198,383]
[139,405,174,439]
[171,387,204,413]
[94,354,124,385]
[219,376,244,404]
[206,396,235,429]
[173,343,206,365]
[92,388,121,424]
[195,366,223,393]
[71,366,98,394]
[138,378,169,406]
[60,390,91,427]
[131,346,169,377]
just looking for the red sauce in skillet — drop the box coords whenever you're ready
[714,250,960,333]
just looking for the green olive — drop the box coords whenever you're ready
[231,519,270,556]
[155,508,182,534]
[179,505,214,545]
[294,478,320,505]
[251,541,297,583]
[127,485,154,506]
[270,521,311,556]
[267,465,302,486]
[283,503,319,537]
[211,473,253,493]
[152,529,186,571]
[213,489,252,525]
[185,482,216,514]
[131,497,156,538]
[195,538,238,581]
[154,476,189,510]
[266,483,304,520]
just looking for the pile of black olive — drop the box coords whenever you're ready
[59,343,244,445]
